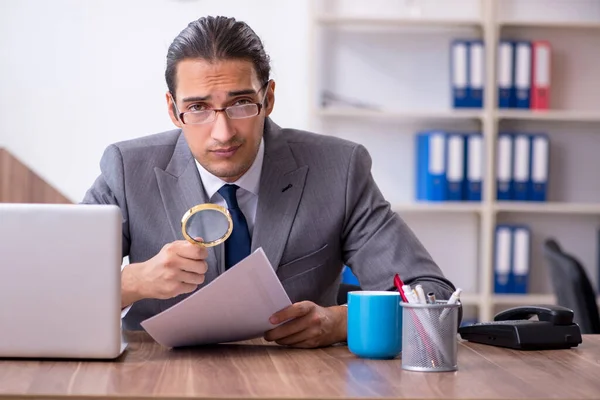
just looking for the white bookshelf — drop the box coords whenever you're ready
[493,294,600,307]
[492,293,555,305]
[495,202,600,215]
[309,0,600,322]
[316,107,483,121]
[498,21,600,30]
[393,203,482,213]
[458,292,481,306]
[496,109,600,123]
[316,15,483,28]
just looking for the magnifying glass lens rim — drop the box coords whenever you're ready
[181,203,233,247]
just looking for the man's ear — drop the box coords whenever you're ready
[166,92,182,128]
[264,80,276,116]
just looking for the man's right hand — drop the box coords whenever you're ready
[121,240,208,308]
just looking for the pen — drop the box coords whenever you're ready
[404,285,418,304]
[415,284,427,305]
[439,288,462,321]
[427,292,436,304]
[393,274,409,303]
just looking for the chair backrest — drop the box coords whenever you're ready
[542,239,600,334]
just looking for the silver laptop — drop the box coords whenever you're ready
[0,203,126,359]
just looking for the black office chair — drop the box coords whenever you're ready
[337,283,361,305]
[542,238,600,334]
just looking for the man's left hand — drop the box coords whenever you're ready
[264,301,347,348]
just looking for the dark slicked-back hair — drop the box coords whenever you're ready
[165,16,271,99]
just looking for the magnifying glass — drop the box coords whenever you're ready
[181,204,233,247]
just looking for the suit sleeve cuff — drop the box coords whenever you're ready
[121,305,132,318]
[120,258,133,319]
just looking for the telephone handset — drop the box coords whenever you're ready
[458,304,582,350]
[494,305,575,325]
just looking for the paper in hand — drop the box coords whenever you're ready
[140,247,292,347]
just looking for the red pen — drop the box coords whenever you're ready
[394,274,409,303]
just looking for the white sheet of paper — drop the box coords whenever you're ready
[140,247,292,347]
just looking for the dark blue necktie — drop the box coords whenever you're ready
[217,184,251,269]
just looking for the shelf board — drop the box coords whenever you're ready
[393,203,482,213]
[492,294,555,305]
[496,109,600,123]
[495,202,600,215]
[321,108,600,123]
[458,293,480,306]
[493,294,600,307]
[499,20,600,30]
[316,107,483,121]
[316,15,482,28]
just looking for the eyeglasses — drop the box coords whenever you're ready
[173,81,270,125]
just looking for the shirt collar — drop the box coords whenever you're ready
[195,138,264,200]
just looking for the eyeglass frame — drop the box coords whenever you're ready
[170,80,271,125]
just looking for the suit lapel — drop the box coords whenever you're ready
[155,133,219,278]
[252,119,308,272]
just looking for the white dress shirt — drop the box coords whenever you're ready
[195,138,264,236]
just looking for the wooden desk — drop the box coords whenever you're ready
[1,332,599,399]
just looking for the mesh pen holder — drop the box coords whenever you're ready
[400,300,460,372]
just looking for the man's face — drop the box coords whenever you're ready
[167,59,275,182]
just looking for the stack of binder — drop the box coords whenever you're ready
[496,133,550,201]
[451,40,551,110]
[494,224,531,294]
[498,40,551,110]
[415,131,483,202]
[451,40,484,108]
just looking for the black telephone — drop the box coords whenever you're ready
[458,305,582,350]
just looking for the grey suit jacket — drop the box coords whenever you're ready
[82,119,456,330]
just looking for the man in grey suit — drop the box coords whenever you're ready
[82,16,457,348]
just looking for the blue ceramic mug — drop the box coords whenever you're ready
[347,291,402,359]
